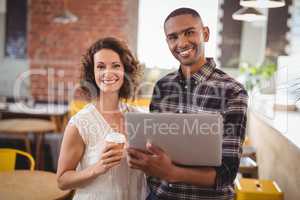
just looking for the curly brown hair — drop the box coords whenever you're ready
[81,37,141,100]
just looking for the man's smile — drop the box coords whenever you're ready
[178,48,193,57]
[176,45,196,59]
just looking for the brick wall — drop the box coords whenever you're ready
[28,0,139,102]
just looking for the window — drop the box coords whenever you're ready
[5,0,27,59]
[137,0,218,69]
[0,0,29,98]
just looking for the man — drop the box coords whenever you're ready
[127,7,248,200]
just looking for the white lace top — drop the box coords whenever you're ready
[69,103,147,200]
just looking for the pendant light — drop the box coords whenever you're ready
[232,7,266,22]
[240,0,285,8]
[54,0,79,24]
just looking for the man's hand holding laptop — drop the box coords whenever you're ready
[127,142,175,182]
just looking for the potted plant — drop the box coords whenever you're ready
[239,60,277,93]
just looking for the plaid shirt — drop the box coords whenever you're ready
[148,58,248,200]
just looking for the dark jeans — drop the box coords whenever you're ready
[146,191,157,200]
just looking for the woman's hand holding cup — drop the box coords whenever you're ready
[93,132,126,176]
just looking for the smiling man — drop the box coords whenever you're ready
[127,8,248,200]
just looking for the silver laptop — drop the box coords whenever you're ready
[125,112,223,166]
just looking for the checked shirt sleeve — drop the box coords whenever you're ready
[149,81,163,113]
[215,88,248,190]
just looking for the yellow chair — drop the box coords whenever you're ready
[0,148,35,171]
[124,98,151,108]
[69,100,88,117]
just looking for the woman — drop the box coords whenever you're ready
[57,37,146,200]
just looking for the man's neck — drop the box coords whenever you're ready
[181,57,207,78]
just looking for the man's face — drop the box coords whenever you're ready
[164,14,209,67]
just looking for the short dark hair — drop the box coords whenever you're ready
[81,37,141,100]
[164,7,201,25]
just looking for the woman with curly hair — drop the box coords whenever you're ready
[57,37,146,200]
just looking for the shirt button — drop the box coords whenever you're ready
[179,110,183,113]
[184,85,188,89]
[195,81,198,84]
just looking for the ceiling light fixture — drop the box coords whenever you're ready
[240,0,285,8]
[232,7,266,22]
[53,0,78,24]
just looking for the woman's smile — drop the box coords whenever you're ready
[102,78,120,85]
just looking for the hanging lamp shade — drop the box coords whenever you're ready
[54,10,78,24]
[240,0,285,8]
[232,7,266,22]
[53,0,78,24]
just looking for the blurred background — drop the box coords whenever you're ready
[0,0,298,101]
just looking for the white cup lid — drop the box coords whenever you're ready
[105,132,126,144]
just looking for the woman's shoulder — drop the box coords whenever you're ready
[70,103,95,121]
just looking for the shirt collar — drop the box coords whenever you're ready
[176,58,216,83]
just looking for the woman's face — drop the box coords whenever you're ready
[94,49,125,95]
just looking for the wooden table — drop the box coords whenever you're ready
[239,157,258,178]
[0,102,69,132]
[0,118,56,169]
[0,170,71,200]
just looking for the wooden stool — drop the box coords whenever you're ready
[239,157,258,178]
[242,136,256,160]
[235,178,283,200]
[242,145,256,160]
